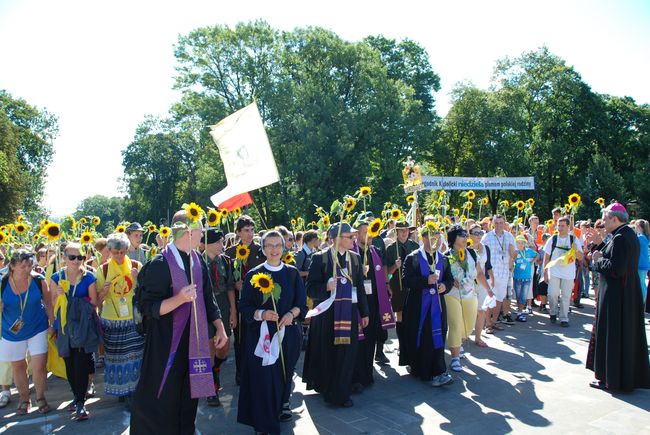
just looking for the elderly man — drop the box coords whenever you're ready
[584,203,650,392]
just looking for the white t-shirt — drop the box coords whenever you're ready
[543,234,583,280]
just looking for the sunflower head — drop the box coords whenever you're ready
[220,209,229,218]
[283,252,295,264]
[150,246,158,257]
[148,224,157,233]
[453,208,460,216]
[251,272,274,294]
[391,209,402,220]
[438,190,446,198]
[322,215,331,227]
[367,218,384,238]
[92,216,101,226]
[184,202,204,223]
[467,238,474,248]
[17,215,24,222]
[44,223,62,241]
[595,197,605,207]
[32,234,40,242]
[159,226,171,238]
[80,231,94,244]
[406,195,415,205]
[359,186,371,197]
[467,190,476,200]
[79,217,87,225]
[233,207,242,216]
[546,219,554,227]
[344,197,357,212]
[568,193,581,207]
[15,223,27,234]
[465,201,473,210]
[236,244,251,260]
[502,200,510,208]
[515,201,526,211]
[0,232,7,244]
[527,198,535,206]
[116,225,126,233]
[291,218,297,226]
[458,248,466,262]
[481,197,489,206]
[207,209,220,226]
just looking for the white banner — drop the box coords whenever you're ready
[411,176,535,191]
[209,102,280,206]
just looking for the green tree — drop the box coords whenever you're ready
[0,110,26,223]
[73,195,126,234]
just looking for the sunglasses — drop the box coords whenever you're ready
[66,254,85,261]
[470,231,484,236]
[12,253,34,261]
[339,235,357,240]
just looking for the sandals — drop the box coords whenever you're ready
[36,398,51,414]
[474,340,489,348]
[16,401,30,415]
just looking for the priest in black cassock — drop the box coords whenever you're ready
[237,230,307,434]
[400,226,455,387]
[303,222,370,407]
[584,202,650,392]
[130,210,228,435]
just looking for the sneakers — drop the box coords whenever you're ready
[375,349,390,365]
[75,402,88,421]
[516,312,527,322]
[459,346,466,359]
[431,373,453,387]
[87,382,96,398]
[450,357,462,372]
[560,321,569,327]
[503,314,515,325]
[279,402,292,422]
[550,315,557,324]
[0,391,10,409]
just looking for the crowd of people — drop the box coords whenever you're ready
[0,199,649,434]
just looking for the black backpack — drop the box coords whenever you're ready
[132,261,152,336]
[1,274,44,298]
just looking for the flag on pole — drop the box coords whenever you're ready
[218,192,254,211]
[209,102,279,207]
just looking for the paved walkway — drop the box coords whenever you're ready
[1,298,649,434]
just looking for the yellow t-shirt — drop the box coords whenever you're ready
[97,258,141,321]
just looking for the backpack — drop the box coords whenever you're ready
[132,260,152,336]
[550,234,575,258]
[1,274,44,299]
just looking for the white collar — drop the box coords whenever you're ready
[418,245,437,261]
[263,261,284,272]
[169,243,186,271]
[303,245,312,255]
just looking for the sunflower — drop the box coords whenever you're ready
[291,218,297,226]
[443,217,451,225]
[568,193,581,207]
[44,223,62,241]
[359,186,372,197]
[406,195,415,204]
[481,197,489,206]
[515,200,526,211]
[344,197,357,212]
[116,225,127,233]
[283,252,295,264]
[0,225,5,233]
[220,209,229,218]
[595,197,605,207]
[425,220,439,231]
[184,202,204,223]
[236,244,251,261]
[546,219,554,227]
[453,208,460,216]
[40,219,50,228]
[527,198,535,206]
[148,224,157,233]
[80,231,94,244]
[322,215,330,227]
[92,216,101,226]
[159,226,171,238]
[464,201,473,210]
[502,200,510,208]
[0,232,7,244]
[15,223,27,234]
[367,218,384,237]
[467,190,476,200]
[233,207,242,216]
[150,246,158,257]
[390,209,402,220]
[207,209,220,226]
[438,190,446,198]
[79,217,87,225]
[460,215,467,223]
[458,248,466,262]
[32,234,40,242]
[467,238,474,248]
[250,272,274,294]
[564,204,572,213]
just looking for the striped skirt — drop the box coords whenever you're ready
[101,318,145,396]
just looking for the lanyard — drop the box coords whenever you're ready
[62,271,80,298]
[10,277,31,319]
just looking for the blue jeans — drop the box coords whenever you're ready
[513,278,531,306]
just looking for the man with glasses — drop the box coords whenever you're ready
[481,215,516,329]
[303,222,369,408]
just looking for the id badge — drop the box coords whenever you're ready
[519,264,526,270]
[118,297,129,317]
[363,279,372,295]
[9,318,25,334]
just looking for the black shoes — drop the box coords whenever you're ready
[207,395,222,407]
[375,349,390,365]
[279,402,292,422]
[561,321,569,327]
[550,315,557,324]
[75,402,88,421]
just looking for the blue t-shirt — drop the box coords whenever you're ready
[1,277,49,341]
[513,248,537,280]
[51,270,96,328]
[637,234,649,271]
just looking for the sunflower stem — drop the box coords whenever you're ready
[271,295,287,383]
[188,229,200,353]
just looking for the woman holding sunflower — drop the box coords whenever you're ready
[95,233,144,405]
[237,230,307,434]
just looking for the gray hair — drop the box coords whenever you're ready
[260,230,284,256]
[604,209,629,223]
[106,233,130,250]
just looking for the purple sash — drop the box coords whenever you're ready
[159,246,215,399]
[355,243,396,330]
[331,250,365,345]
[417,250,444,349]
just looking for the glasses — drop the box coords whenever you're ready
[596,225,605,229]
[470,231,484,236]
[263,243,284,250]
[66,254,85,261]
[287,238,295,242]
[339,235,357,240]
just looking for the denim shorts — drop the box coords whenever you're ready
[513,278,531,306]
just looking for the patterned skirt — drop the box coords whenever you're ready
[101,318,145,396]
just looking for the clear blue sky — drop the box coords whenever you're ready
[1,0,648,216]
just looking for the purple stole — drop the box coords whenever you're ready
[354,243,396,330]
[159,246,215,399]
[331,250,365,345]
[417,250,444,349]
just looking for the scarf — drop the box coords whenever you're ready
[53,270,81,335]
[106,257,134,302]
[331,250,364,345]
[354,242,396,330]
[158,244,215,399]
[417,248,444,349]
